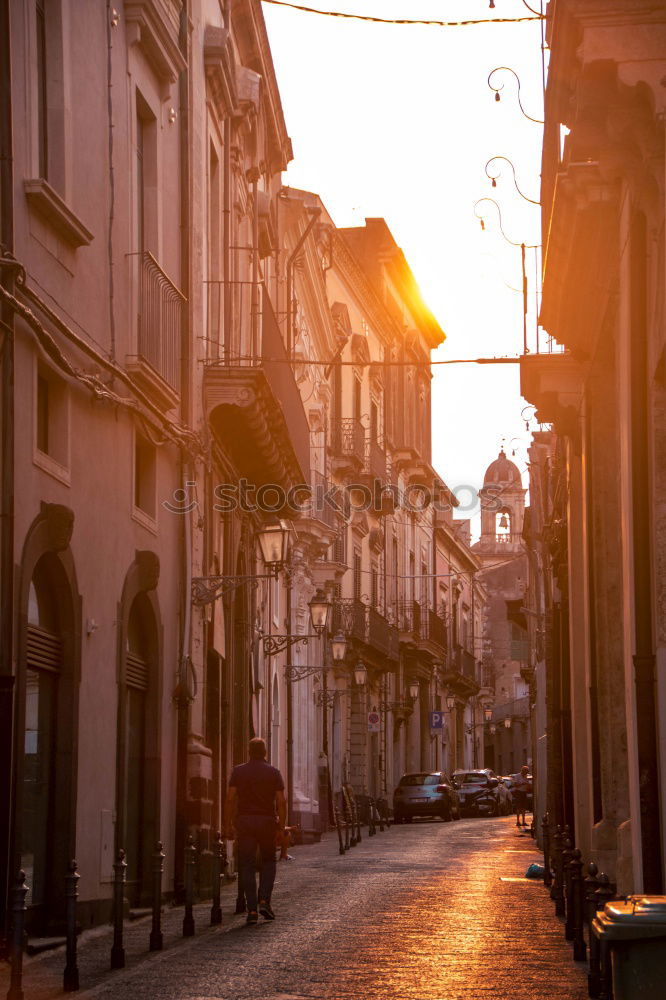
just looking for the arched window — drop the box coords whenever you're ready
[496,508,512,542]
[115,553,161,909]
[123,596,149,902]
[22,557,62,909]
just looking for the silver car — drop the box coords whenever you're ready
[393,771,461,823]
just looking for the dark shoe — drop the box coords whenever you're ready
[259,900,275,920]
[246,910,258,925]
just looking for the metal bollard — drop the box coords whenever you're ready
[368,798,376,837]
[551,826,565,915]
[377,799,385,833]
[348,798,360,847]
[110,849,127,970]
[6,870,28,1000]
[591,874,616,999]
[343,803,351,851]
[150,842,165,950]
[570,849,586,962]
[541,813,552,888]
[563,836,576,941]
[182,835,196,937]
[334,802,345,855]
[354,799,362,845]
[210,832,223,926]
[63,860,80,991]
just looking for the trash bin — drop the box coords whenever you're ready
[592,896,666,1000]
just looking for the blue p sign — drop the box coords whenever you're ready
[429,711,443,730]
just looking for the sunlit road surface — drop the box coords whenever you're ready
[4,816,589,1000]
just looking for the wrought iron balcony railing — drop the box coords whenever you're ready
[332,598,367,643]
[138,250,184,391]
[367,607,390,656]
[364,437,387,479]
[331,418,365,466]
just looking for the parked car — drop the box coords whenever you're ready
[452,770,501,816]
[393,771,461,823]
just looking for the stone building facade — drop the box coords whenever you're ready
[0,0,491,947]
[520,0,666,893]
[473,451,531,778]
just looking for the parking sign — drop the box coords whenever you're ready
[429,711,443,730]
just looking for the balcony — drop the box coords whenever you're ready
[126,251,185,411]
[387,624,399,662]
[330,418,365,478]
[203,285,310,492]
[441,643,480,697]
[397,600,425,643]
[427,609,447,651]
[332,598,367,643]
[367,607,390,656]
[364,438,387,480]
[297,470,340,558]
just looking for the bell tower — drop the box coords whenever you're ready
[478,449,526,555]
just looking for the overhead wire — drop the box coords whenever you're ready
[261,1,544,27]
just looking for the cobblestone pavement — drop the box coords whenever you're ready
[1,816,588,1000]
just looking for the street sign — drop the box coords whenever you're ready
[367,710,381,732]
[429,711,444,730]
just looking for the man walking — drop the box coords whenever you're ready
[225,737,286,924]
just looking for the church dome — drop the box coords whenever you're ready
[483,449,522,487]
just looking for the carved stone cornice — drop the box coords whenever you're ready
[124,0,186,89]
[204,25,237,118]
[204,366,307,493]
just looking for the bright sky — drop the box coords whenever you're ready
[262,0,546,531]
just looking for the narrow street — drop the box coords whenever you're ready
[4,817,588,1000]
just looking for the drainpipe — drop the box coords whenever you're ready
[174,0,191,903]
[0,0,14,955]
[286,580,294,825]
[250,171,260,360]
[222,0,231,362]
[286,207,320,360]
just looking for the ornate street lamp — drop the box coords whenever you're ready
[504,717,512,729]
[484,707,493,723]
[485,155,539,206]
[256,519,291,573]
[446,694,456,712]
[331,632,347,663]
[191,518,291,606]
[353,661,367,687]
[408,682,420,701]
[308,589,331,635]
[487,66,544,123]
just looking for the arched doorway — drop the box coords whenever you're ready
[116,553,161,908]
[16,504,80,934]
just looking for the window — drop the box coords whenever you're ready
[135,93,157,255]
[353,548,362,602]
[134,431,157,519]
[370,399,379,443]
[36,374,49,454]
[36,0,48,179]
[34,363,69,477]
[353,376,362,423]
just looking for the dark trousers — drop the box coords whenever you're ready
[236,815,277,911]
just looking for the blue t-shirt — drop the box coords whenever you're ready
[229,759,285,818]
